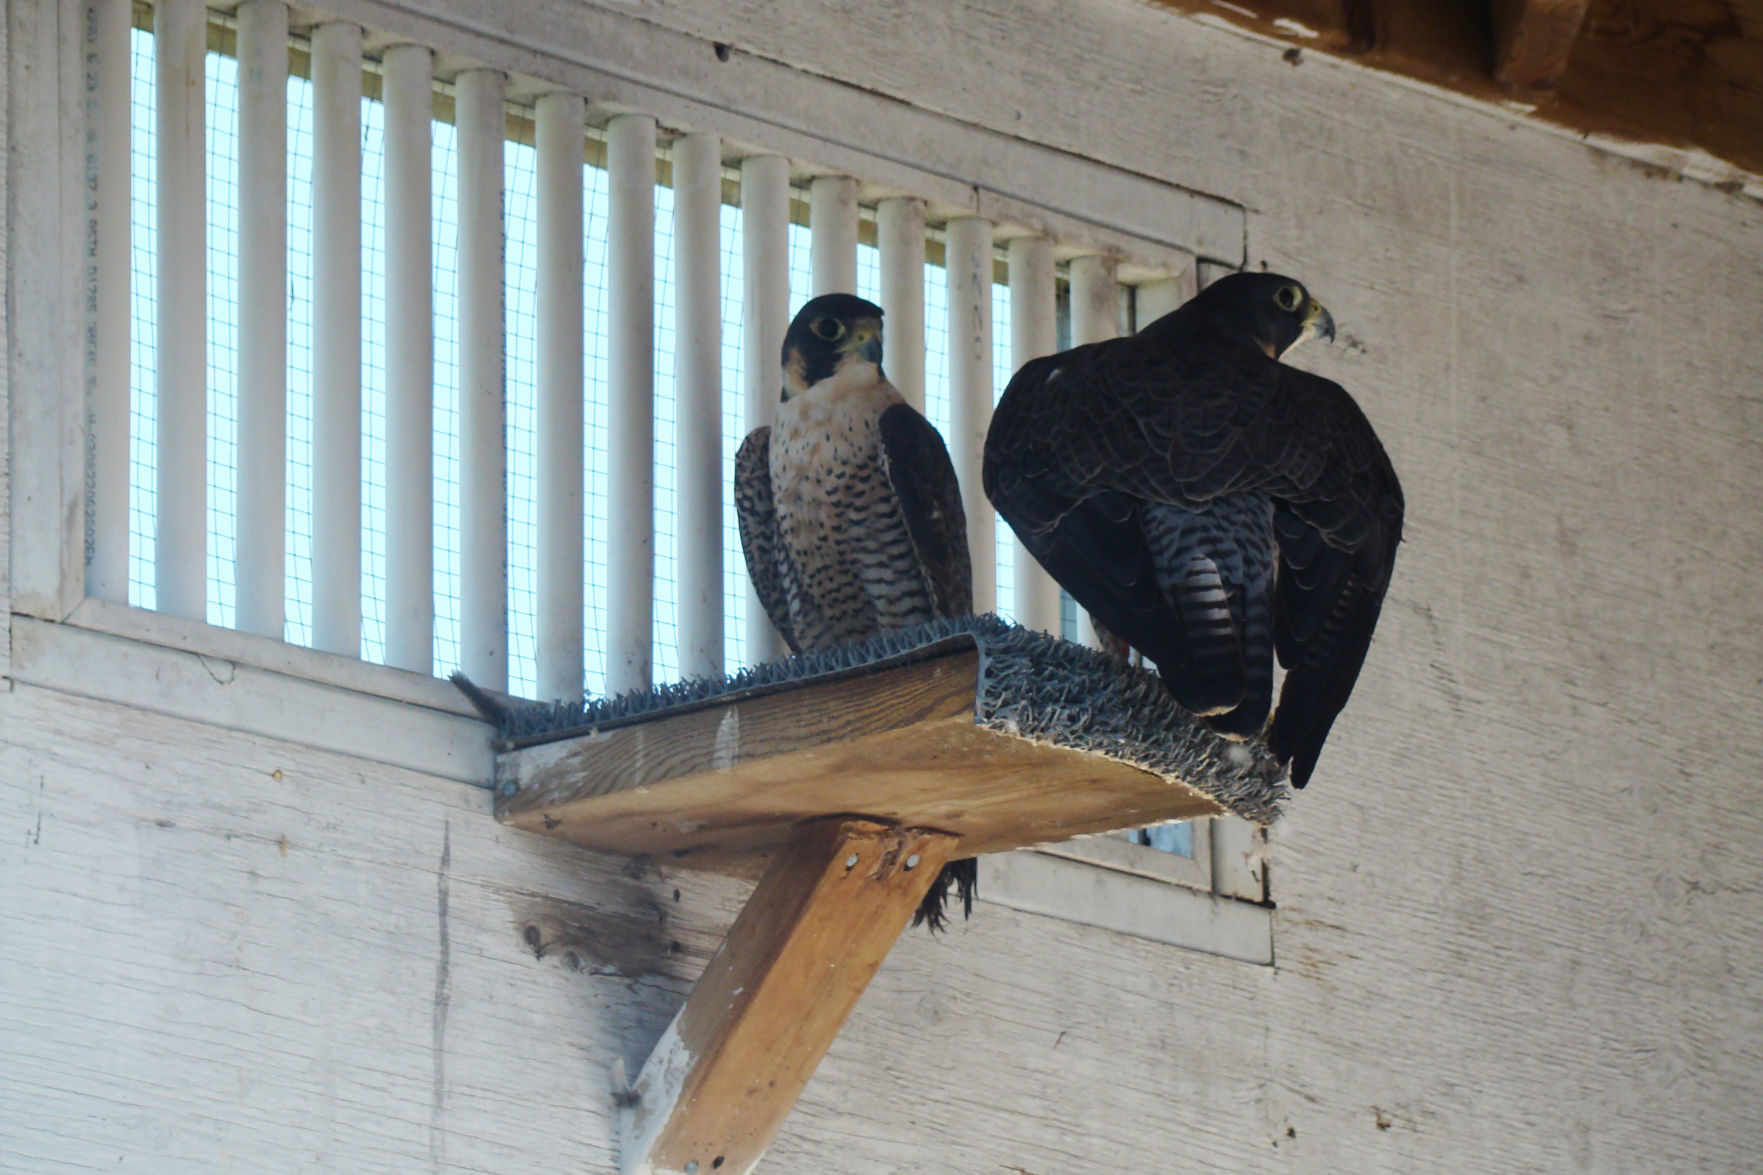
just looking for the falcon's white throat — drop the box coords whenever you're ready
[782,352,890,407]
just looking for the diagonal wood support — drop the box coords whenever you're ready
[1490,0,1589,91]
[619,817,958,1175]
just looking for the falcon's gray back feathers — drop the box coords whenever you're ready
[984,272,1403,787]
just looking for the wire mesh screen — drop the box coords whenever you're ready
[126,27,1024,700]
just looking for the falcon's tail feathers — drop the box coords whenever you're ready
[912,857,978,933]
[1266,570,1387,787]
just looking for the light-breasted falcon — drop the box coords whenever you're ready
[735,293,976,926]
[983,272,1403,788]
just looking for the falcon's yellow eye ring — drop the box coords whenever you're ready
[1275,285,1303,312]
[811,318,846,341]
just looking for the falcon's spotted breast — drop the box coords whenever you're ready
[983,272,1404,788]
[734,293,976,927]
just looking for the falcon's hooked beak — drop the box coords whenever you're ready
[841,318,884,367]
[1300,297,1336,346]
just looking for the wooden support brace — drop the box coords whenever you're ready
[619,817,958,1175]
[1490,0,1589,91]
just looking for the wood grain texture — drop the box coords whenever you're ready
[1130,0,1762,176]
[0,0,9,681]
[6,1,1763,1173]
[1491,0,1590,89]
[497,651,1224,873]
[6,0,84,621]
[627,819,956,1175]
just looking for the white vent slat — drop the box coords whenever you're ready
[382,44,436,673]
[1068,253,1119,650]
[457,68,509,687]
[808,174,857,296]
[738,154,791,665]
[876,197,926,413]
[310,22,363,656]
[533,92,587,700]
[234,0,290,641]
[945,216,995,614]
[153,0,209,623]
[672,131,725,682]
[89,0,134,607]
[606,113,656,695]
[1006,235,1062,636]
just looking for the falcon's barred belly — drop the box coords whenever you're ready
[735,294,976,926]
[984,272,1404,788]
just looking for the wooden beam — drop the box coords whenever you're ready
[1490,0,1589,91]
[620,818,957,1175]
[495,650,1228,875]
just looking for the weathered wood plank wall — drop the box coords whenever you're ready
[4,0,1762,1171]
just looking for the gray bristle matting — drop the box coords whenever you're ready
[473,614,1287,825]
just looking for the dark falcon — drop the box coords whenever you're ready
[983,273,1403,787]
[735,293,977,925]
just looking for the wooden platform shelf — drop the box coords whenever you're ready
[489,640,1256,1175]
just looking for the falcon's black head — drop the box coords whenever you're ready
[781,293,884,400]
[1179,272,1335,360]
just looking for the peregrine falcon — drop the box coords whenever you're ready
[735,293,976,925]
[983,272,1403,787]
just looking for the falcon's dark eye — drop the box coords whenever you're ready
[811,317,846,341]
[1274,285,1303,313]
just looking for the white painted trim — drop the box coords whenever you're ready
[8,613,494,785]
[288,0,1245,264]
[8,0,86,623]
[59,596,481,718]
[0,0,12,679]
[980,850,1272,966]
[1210,816,1267,904]
[1038,820,1214,892]
[87,0,131,609]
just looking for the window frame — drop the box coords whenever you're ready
[6,0,1268,957]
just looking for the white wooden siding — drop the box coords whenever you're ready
[5,1,1763,1173]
